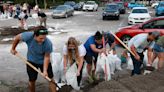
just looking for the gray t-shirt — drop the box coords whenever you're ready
[128,34,154,53]
[21,32,53,64]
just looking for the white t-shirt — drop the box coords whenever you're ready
[63,44,86,57]
[128,34,154,53]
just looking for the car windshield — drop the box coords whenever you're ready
[106,5,118,10]
[117,3,123,8]
[86,2,95,5]
[159,3,164,7]
[64,2,75,5]
[132,9,148,13]
[56,6,67,10]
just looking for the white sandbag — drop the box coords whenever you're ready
[107,50,122,74]
[143,50,158,69]
[127,54,134,70]
[107,53,116,75]
[32,13,38,19]
[51,52,62,83]
[65,63,80,90]
[82,61,88,78]
[113,54,122,71]
[96,53,111,81]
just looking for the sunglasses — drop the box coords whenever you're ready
[38,29,48,35]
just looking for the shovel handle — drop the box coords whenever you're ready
[15,53,52,82]
[110,32,136,57]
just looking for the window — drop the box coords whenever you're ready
[143,19,164,29]
[106,5,118,10]
[132,9,148,13]
[153,20,164,29]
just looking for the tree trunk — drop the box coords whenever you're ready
[44,0,47,9]
[35,0,38,5]
[52,0,55,3]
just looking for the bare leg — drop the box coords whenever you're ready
[158,52,164,70]
[49,79,56,92]
[151,52,157,65]
[28,80,35,92]
[87,64,92,76]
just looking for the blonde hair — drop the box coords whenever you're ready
[66,37,81,65]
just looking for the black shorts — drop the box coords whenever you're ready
[26,61,53,81]
[84,53,98,64]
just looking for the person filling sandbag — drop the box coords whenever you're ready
[84,31,116,81]
[63,37,86,89]
[128,31,160,76]
[147,36,164,70]
[10,26,57,92]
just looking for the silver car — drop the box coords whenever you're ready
[52,5,74,18]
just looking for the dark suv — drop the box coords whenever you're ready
[102,3,120,20]
[116,2,126,14]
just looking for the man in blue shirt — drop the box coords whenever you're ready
[84,31,116,80]
[10,26,56,92]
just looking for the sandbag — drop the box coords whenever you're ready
[143,50,158,69]
[51,52,62,83]
[127,53,134,70]
[96,53,111,81]
[107,53,116,75]
[107,51,122,74]
[65,63,80,90]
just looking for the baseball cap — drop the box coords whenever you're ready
[151,31,160,40]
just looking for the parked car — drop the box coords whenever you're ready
[128,2,144,9]
[116,2,126,14]
[128,7,151,25]
[151,2,159,8]
[102,3,120,20]
[51,5,74,18]
[64,1,76,7]
[74,3,84,10]
[49,6,57,9]
[115,17,164,45]
[82,1,98,11]
[155,2,164,16]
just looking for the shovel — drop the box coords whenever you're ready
[15,53,60,89]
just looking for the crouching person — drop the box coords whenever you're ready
[63,37,86,89]
[128,31,160,76]
[148,36,164,70]
[10,26,56,92]
[84,31,117,80]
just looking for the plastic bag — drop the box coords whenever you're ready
[127,54,134,70]
[96,53,111,81]
[107,53,116,75]
[113,54,122,71]
[143,50,158,70]
[107,50,122,74]
[65,63,80,90]
[51,52,62,83]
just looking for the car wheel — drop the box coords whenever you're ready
[116,16,120,20]
[103,16,106,20]
[121,35,132,45]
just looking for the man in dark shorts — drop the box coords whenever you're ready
[10,26,56,92]
[84,31,116,80]
[38,11,47,27]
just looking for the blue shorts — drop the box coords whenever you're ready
[153,44,164,53]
